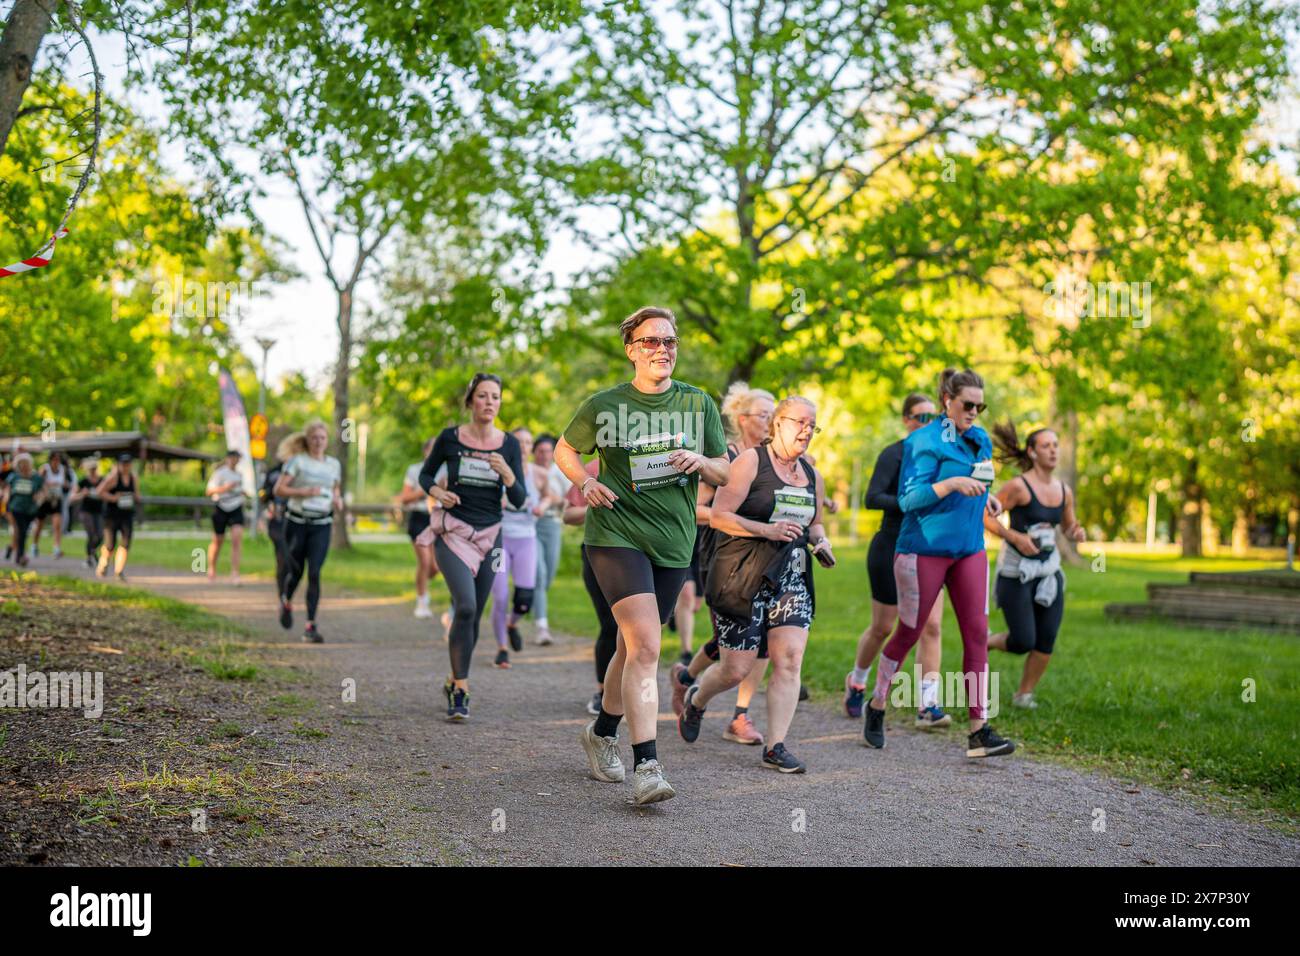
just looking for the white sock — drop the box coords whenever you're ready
[536,617,548,629]
[851,666,870,687]
[920,677,939,710]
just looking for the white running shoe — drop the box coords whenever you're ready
[52,547,63,559]
[632,759,676,805]
[1012,692,1038,710]
[579,721,625,783]
[535,626,554,646]
[414,596,433,619]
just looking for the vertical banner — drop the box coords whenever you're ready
[217,368,256,499]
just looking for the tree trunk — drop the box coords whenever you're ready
[331,287,353,550]
[1179,457,1203,558]
[0,0,52,159]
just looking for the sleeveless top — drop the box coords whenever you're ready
[735,444,818,543]
[1005,475,1065,559]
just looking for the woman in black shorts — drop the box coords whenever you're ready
[97,454,139,580]
[555,305,729,805]
[985,422,1086,709]
[677,396,835,774]
[844,392,949,729]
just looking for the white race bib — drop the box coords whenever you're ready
[770,485,816,528]
[971,459,995,488]
[628,432,688,491]
[117,493,135,510]
[457,454,500,488]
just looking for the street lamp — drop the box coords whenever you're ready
[252,336,276,538]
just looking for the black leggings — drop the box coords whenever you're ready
[267,518,289,600]
[105,516,134,551]
[284,520,331,621]
[434,532,501,680]
[81,511,103,559]
[583,544,690,626]
[10,512,34,559]
[581,545,619,684]
[996,573,1065,655]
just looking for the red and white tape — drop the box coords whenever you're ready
[0,229,70,279]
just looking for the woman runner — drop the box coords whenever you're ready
[398,436,440,620]
[418,373,528,720]
[556,306,728,805]
[985,422,1086,709]
[1,454,43,565]
[96,454,139,581]
[205,449,247,583]
[862,368,1016,759]
[273,421,343,643]
[489,426,544,669]
[845,393,949,732]
[677,396,835,774]
[531,434,569,647]
[70,457,105,569]
[33,451,73,559]
[262,436,300,609]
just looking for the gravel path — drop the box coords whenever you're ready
[44,559,1300,866]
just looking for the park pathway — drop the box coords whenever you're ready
[44,559,1300,866]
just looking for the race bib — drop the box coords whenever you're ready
[117,493,135,510]
[628,432,688,492]
[1028,521,1056,553]
[457,454,500,488]
[971,459,995,488]
[14,478,36,496]
[770,485,816,528]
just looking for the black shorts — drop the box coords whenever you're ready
[713,552,812,657]
[36,499,62,519]
[584,545,691,626]
[105,514,134,547]
[407,510,431,542]
[212,507,245,535]
[867,531,898,606]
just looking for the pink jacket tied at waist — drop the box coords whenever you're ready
[415,510,499,575]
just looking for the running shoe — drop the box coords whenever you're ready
[666,612,677,633]
[444,680,470,721]
[677,650,692,667]
[762,743,806,774]
[579,720,625,782]
[915,705,952,729]
[723,713,764,746]
[632,759,676,805]
[844,672,866,718]
[85,557,93,569]
[862,704,886,749]
[52,547,62,559]
[31,545,38,558]
[494,649,511,669]
[669,662,691,716]
[302,623,323,644]
[414,596,433,619]
[799,682,810,702]
[1012,692,1038,710]
[966,724,1016,758]
[279,598,293,630]
[2,546,9,560]
[116,571,127,582]
[677,684,705,743]
[230,572,240,587]
[586,691,602,717]
[508,624,523,652]
[535,626,554,646]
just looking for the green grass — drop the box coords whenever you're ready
[41,574,252,636]
[113,532,1300,820]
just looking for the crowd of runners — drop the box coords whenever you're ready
[1,303,1088,807]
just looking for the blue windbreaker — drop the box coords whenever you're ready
[895,417,993,558]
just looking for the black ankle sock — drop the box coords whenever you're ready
[632,740,657,768]
[734,705,748,718]
[593,708,621,739]
[677,668,694,687]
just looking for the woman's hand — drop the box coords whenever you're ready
[985,495,1003,518]
[485,452,512,480]
[531,503,547,517]
[765,519,803,543]
[942,476,986,497]
[1069,524,1086,542]
[1009,529,1039,555]
[582,478,618,509]
[431,488,461,509]
[811,537,836,567]
[666,450,705,475]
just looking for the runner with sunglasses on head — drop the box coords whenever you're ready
[670,382,775,746]
[985,421,1086,709]
[556,306,729,805]
[678,397,834,774]
[862,368,1016,758]
[418,373,528,720]
[845,393,949,731]
[398,436,440,620]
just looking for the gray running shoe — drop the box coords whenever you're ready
[632,759,676,805]
[580,721,625,782]
[1012,692,1038,710]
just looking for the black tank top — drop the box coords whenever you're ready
[737,445,818,542]
[1009,476,1064,532]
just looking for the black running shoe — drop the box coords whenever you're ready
[677,684,705,743]
[966,724,1016,758]
[862,704,886,749]
[3,546,10,560]
[762,742,807,774]
[678,650,693,667]
[302,623,323,644]
[494,649,510,669]
[798,682,810,702]
[508,624,523,652]
[279,597,293,630]
[667,612,677,632]
[445,680,469,721]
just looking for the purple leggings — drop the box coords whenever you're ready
[492,534,538,647]
[872,551,991,720]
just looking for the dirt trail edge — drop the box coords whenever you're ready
[44,560,1300,866]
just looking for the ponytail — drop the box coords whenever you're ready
[992,419,1052,471]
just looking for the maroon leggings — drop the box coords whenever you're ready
[871,551,991,720]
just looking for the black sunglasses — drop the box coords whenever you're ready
[959,400,987,414]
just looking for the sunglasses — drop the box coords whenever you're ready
[908,412,938,424]
[631,336,679,353]
[957,400,987,414]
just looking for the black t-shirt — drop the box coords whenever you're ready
[261,465,286,519]
[418,427,527,530]
[77,475,103,515]
[864,439,905,538]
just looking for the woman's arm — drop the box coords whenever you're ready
[1062,484,1086,541]
[501,439,528,508]
[864,443,901,512]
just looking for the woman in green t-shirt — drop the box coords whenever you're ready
[555,305,729,806]
[2,454,43,566]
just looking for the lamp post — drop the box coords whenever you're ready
[252,336,276,538]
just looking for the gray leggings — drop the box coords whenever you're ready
[435,532,502,680]
[534,516,563,622]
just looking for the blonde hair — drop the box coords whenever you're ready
[277,433,309,461]
[720,382,776,442]
[767,395,818,443]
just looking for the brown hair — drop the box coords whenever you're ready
[938,367,985,402]
[901,392,931,417]
[619,306,677,345]
[464,372,503,407]
[992,419,1053,471]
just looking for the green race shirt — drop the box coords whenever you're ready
[6,472,40,516]
[563,380,726,567]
